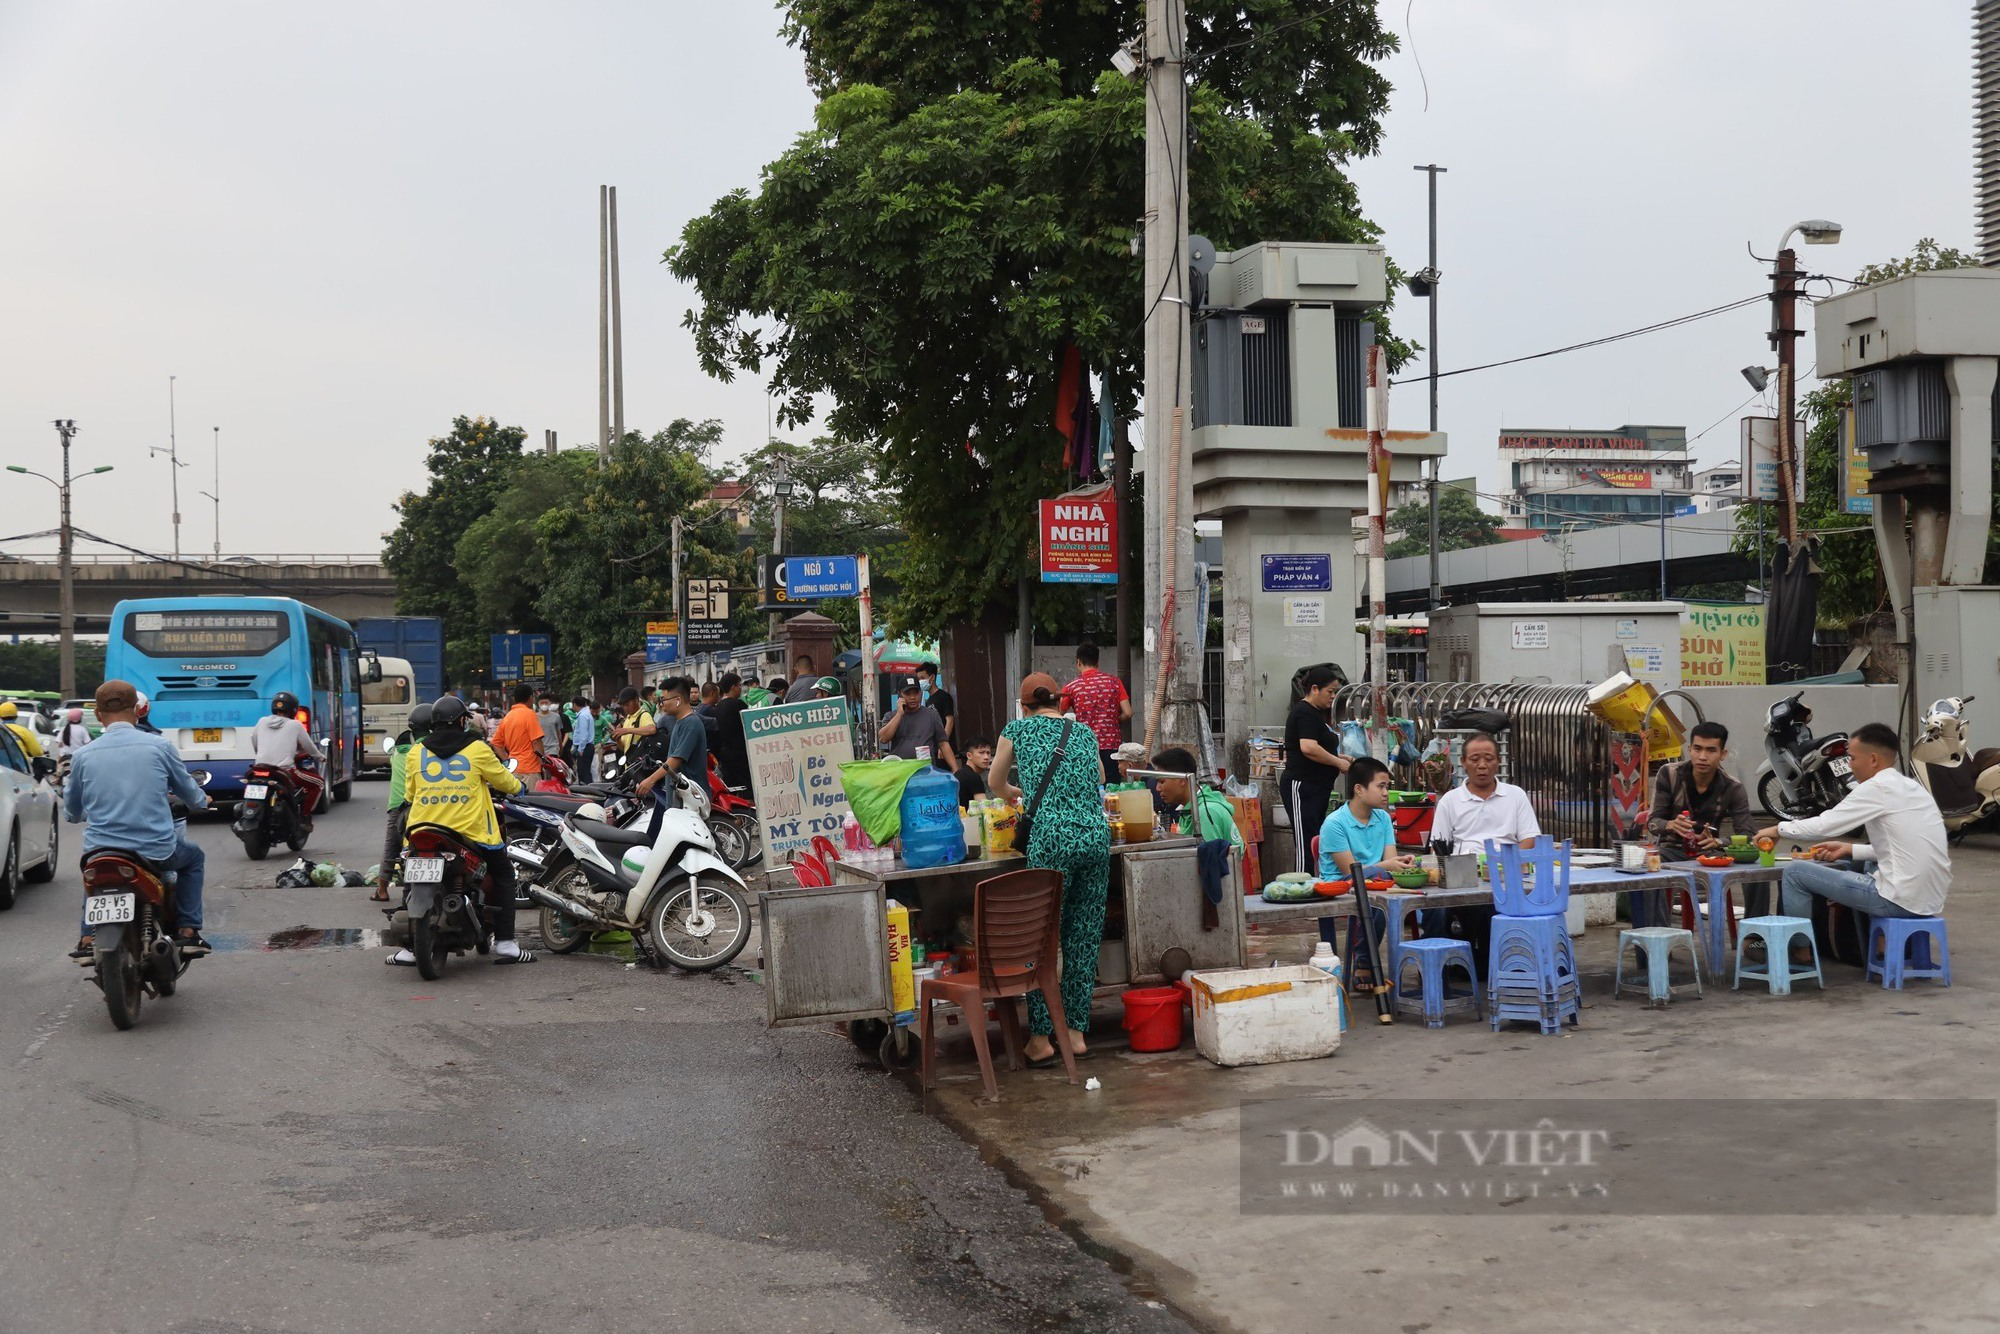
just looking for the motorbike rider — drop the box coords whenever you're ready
[63,679,211,960]
[387,694,533,966]
[252,691,326,828]
[374,702,432,903]
[0,701,44,760]
[633,676,707,841]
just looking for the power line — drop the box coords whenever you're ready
[1388,294,1765,385]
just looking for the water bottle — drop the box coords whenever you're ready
[1308,942,1350,1033]
[898,765,966,869]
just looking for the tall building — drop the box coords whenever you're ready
[1498,424,1692,528]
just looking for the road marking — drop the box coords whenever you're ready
[20,998,76,1063]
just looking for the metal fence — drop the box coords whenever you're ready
[1329,681,1614,847]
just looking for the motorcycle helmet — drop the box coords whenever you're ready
[272,690,300,717]
[429,694,470,730]
[407,702,434,738]
[0,703,15,719]
[66,708,82,724]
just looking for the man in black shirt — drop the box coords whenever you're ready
[917,662,955,744]
[711,672,752,791]
[957,736,994,806]
[1280,665,1352,875]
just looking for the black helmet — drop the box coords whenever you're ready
[430,695,469,730]
[407,702,434,737]
[272,691,300,717]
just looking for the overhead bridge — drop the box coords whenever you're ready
[1383,508,1758,613]
[0,554,396,633]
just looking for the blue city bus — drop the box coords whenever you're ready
[104,597,374,803]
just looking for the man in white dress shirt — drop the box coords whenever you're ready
[1424,733,1541,977]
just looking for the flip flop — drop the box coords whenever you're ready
[492,950,537,965]
[368,889,392,902]
[385,953,416,967]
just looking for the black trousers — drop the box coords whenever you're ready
[1282,777,1336,875]
[483,851,519,941]
[381,805,408,882]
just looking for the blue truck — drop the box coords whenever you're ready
[355,617,444,702]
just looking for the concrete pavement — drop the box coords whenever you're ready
[0,788,1192,1334]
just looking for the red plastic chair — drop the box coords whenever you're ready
[919,867,1078,1101]
[789,852,831,888]
[810,834,841,867]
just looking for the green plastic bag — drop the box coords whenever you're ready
[837,758,931,846]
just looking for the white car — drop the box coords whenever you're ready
[0,726,59,908]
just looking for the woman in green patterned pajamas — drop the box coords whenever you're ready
[988,671,1111,1065]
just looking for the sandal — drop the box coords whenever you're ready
[368,889,392,902]
[492,949,537,965]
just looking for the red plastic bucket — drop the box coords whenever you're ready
[1121,985,1186,1052]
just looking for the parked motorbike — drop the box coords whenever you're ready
[1754,692,1854,819]
[379,822,511,980]
[705,756,760,870]
[80,839,194,1030]
[232,752,326,861]
[1913,696,2000,839]
[499,786,641,908]
[529,771,751,970]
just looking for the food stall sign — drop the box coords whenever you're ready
[744,697,857,863]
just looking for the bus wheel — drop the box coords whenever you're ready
[333,780,353,804]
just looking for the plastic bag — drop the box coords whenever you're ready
[1387,717,1420,767]
[1337,720,1370,759]
[275,857,314,888]
[837,757,932,846]
[309,862,340,887]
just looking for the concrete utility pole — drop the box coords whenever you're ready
[150,375,185,559]
[10,421,110,699]
[1771,245,1802,542]
[670,514,683,634]
[1413,164,1446,610]
[609,184,625,449]
[1365,347,1389,730]
[1140,0,1202,752]
[598,185,612,467]
[199,425,221,557]
[769,457,791,641]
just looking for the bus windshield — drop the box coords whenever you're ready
[123,609,290,657]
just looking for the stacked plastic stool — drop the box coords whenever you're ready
[1484,839,1580,1033]
[1394,938,1484,1029]
[1865,916,1951,989]
[1733,915,1824,996]
[1614,926,1702,1006]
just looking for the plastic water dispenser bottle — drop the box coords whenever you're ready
[1308,942,1350,1033]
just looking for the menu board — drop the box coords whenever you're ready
[744,697,857,864]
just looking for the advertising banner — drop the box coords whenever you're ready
[1680,601,1765,685]
[1592,469,1656,490]
[1741,417,1806,502]
[1840,407,1874,515]
[1039,495,1118,583]
[744,697,856,864]
[645,620,679,665]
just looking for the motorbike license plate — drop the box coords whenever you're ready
[404,857,445,884]
[242,784,269,800]
[84,893,136,926]
[1830,757,1852,776]
[194,728,223,744]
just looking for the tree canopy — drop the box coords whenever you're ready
[1387,485,1502,560]
[668,2,1402,635]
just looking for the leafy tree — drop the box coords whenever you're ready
[1734,239,1986,627]
[0,641,104,695]
[1387,485,1501,559]
[454,449,597,634]
[668,3,1403,637]
[382,416,526,682]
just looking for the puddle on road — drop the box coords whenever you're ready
[206,927,382,953]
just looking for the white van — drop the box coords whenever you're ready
[360,656,417,773]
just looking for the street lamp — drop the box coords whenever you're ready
[9,424,113,698]
[768,458,795,639]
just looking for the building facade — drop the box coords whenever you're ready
[1499,424,1692,528]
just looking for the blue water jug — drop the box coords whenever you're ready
[899,765,966,869]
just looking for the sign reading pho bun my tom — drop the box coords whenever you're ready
[744,697,857,865]
[1039,493,1118,584]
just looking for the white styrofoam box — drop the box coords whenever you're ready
[1565,896,1587,936]
[1584,894,1619,927]
[1188,965,1341,1067]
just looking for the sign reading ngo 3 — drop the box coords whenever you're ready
[1039,496,1118,583]
[744,697,858,863]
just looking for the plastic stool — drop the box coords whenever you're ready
[1487,914,1580,1033]
[1866,916,1951,989]
[1733,916,1824,996]
[1614,927,1702,1006]
[1394,938,1484,1029]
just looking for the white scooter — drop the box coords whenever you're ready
[528,770,751,970]
[1912,696,2000,840]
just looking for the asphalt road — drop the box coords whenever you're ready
[0,786,1194,1334]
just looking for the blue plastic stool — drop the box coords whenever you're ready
[1394,938,1484,1029]
[1733,915,1823,996]
[1487,913,1580,1033]
[1614,927,1702,1006]
[1866,916,1951,989]
[1486,838,1573,916]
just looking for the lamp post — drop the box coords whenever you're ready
[10,421,113,697]
[1410,163,1447,611]
[769,457,794,640]
[204,425,221,556]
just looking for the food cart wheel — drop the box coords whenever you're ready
[878,1025,918,1072]
[849,1017,888,1053]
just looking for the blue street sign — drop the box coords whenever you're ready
[490,632,553,681]
[784,555,861,599]
[1260,553,1333,593]
[646,633,679,664]
[1673,504,1698,517]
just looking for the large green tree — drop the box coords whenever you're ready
[454,449,597,635]
[668,2,1402,636]
[1387,485,1502,559]
[1735,240,1990,627]
[382,415,527,682]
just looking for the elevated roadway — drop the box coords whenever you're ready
[0,553,395,631]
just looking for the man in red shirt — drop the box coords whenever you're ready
[1059,640,1130,782]
[489,683,546,779]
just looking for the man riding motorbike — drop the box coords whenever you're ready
[386,694,533,966]
[252,691,326,829]
[64,679,211,959]
[0,701,44,760]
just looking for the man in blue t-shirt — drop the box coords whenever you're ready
[634,677,708,841]
[1316,756,1416,952]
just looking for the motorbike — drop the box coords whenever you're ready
[379,822,513,980]
[1912,696,2000,839]
[1754,691,1854,820]
[705,756,760,870]
[528,770,751,971]
[232,750,327,860]
[80,836,194,1030]
[499,785,641,908]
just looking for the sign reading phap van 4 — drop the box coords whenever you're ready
[1039,495,1118,583]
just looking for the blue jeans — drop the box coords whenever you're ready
[80,836,205,935]
[1779,859,1918,923]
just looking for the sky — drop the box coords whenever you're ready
[0,1,1975,559]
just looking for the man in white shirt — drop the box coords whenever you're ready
[1424,733,1540,976]
[1757,722,1951,936]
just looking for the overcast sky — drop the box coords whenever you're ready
[0,1,1973,558]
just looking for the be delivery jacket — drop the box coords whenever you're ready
[400,729,522,847]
